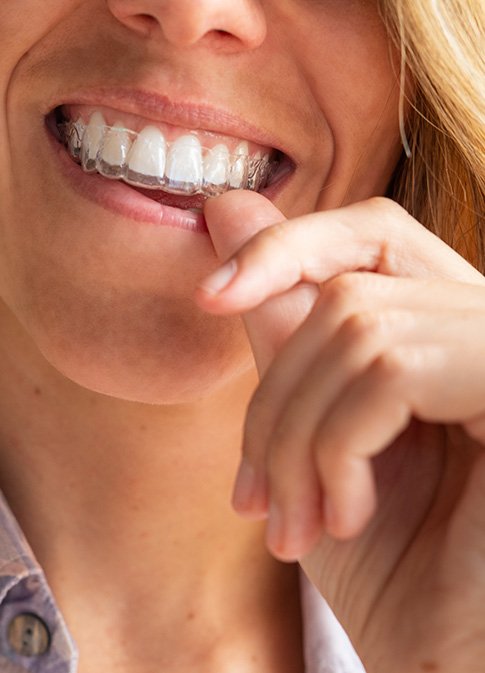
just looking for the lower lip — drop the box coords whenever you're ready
[47,128,209,233]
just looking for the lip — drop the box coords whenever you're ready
[43,87,295,233]
[44,86,293,163]
[45,118,293,234]
[46,124,209,233]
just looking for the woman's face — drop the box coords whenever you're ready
[0,0,403,403]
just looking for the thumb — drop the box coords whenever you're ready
[202,191,319,375]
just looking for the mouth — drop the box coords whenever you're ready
[46,104,292,213]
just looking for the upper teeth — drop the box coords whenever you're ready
[61,111,275,197]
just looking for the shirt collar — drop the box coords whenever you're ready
[0,491,78,673]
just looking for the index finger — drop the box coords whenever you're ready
[197,197,484,315]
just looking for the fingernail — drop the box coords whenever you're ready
[199,259,237,295]
[266,502,284,551]
[232,459,257,512]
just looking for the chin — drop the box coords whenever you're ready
[40,334,254,405]
[30,306,254,405]
[58,357,254,405]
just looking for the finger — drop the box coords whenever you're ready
[198,190,320,375]
[248,308,432,556]
[313,340,479,539]
[235,276,485,517]
[239,274,484,474]
[199,191,319,524]
[314,347,414,540]
[203,189,288,259]
[264,451,324,562]
[258,310,393,560]
[264,308,485,546]
[197,197,485,315]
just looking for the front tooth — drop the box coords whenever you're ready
[165,135,203,194]
[229,142,249,189]
[126,126,167,187]
[81,111,106,172]
[97,120,132,179]
[203,144,230,195]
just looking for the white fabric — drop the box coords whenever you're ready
[300,571,366,673]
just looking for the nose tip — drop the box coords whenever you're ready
[107,0,267,51]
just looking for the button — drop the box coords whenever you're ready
[7,613,51,656]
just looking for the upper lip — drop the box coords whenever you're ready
[46,86,290,161]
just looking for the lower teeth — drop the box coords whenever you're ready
[59,119,277,198]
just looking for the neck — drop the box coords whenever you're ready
[0,304,304,672]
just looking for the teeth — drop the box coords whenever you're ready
[229,142,249,189]
[248,152,271,191]
[126,126,166,187]
[165,135,203,194]
[97,120,132,179]
[81,111,106,172]
[203,144,230,195]
[61,114,277,197]
[67,117,84,159]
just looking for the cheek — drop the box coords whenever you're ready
[0,1,80,204]
[0,1,77,69]
[281,3,403,204]
[303,12,400,139]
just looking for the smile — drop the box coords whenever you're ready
[52,105,287,200]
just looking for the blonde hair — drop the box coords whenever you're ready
[380,0,485,271]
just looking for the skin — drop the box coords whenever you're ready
[197,193,485,673]
[1,0,483,672]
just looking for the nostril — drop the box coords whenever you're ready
[136,13,158,29]
[107,0,267,50]
[115,12,159,37]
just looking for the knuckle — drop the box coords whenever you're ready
[339,311,385,347]
[367,195,406,219]
[314,432,366,481]
[367,196,415,236]
[266,220,290,242]
[322,273,362,311]
[373,347,409,382]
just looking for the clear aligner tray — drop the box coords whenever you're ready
[59,120,277,197]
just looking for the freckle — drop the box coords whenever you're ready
[186,611,195,620]
[139,424,147,431]
[33,386,41,396]
[421,662,438,671]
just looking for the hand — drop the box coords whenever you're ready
[195,191,485,673]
